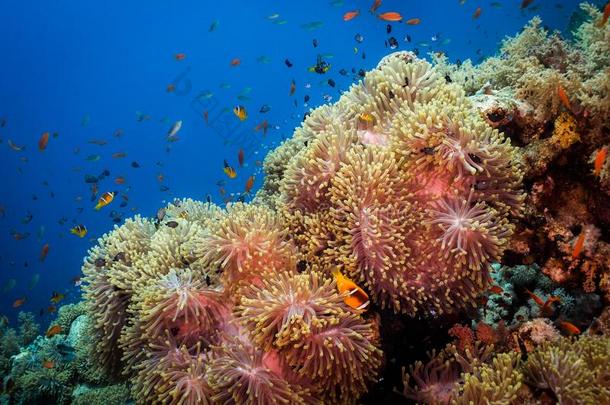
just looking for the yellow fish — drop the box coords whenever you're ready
[94,192,115,210]
[358,112,375,124]
[223,160,237,179]
[70,224,87,238]
[332,268,369,310]
[233,105,247,121]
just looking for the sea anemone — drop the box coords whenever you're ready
[206,339,310,405]
[428,191,512,270]
[281,127,357,212]
[283,312,383,403]
[82,216,157,374]
[199,203,296,292]
[120,269,228,375]
[235,271,347,350]
[401,350,461,404]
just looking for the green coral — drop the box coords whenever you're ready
[54,302,86,333]
[71,383,131,405]
[14,367,74,405]
[17,312,39,347]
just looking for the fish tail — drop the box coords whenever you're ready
[331,268,341,278]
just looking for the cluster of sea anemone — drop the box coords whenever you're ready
[82,200,382,403]
[259,51,524,316]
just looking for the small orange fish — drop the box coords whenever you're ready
[520,0,534,9]
[489,285,503,294]
[370,0,382,13]
[289,79,296,96]
[47,305,57,313]
[343,10,360,21]
[115,176,126,185]
[473,7,482,19]
[46,324,62,338]
[541,296,561,316]
[332,268,369,310]
[594,147,607,177]
[40,243,49,262]
[558,321,581,335]
[597,2,610,27]
[238,149,245,167]
[230,58,241,66]
[166,83,175,93]
[245,176,255,193]
[525,289,545,307]
[50,291,65,304]
[203,110,209,124]
[405,18,421,25]
[12,298,26,308]
[255,120,269,135]
[557,84,572,112]
[378,12,402,22]
[112,152,127,159]
[42,360,55,369]
[175,53,186,61]
[38,132,49,151]
[572,231,585,259]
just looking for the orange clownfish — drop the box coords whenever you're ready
[70,224,87,238]
[332,268,369,310]
[94,191,115,210]
[233,105,247,121]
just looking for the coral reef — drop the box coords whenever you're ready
[401,335,610,404]
[5,5,610,404]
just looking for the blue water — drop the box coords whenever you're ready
[0,0,584,325]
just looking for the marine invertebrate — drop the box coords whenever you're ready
[283,312,383,403]
[274,54,523,316]
[236,271,346,350]
[401,350,461,404]
[206,339,309,405]
[457,352,523,405]
[524,336,610,403]
[199,203,296,291]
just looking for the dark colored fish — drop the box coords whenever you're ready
[284,59,293,67]
[386,24,392,34]
[388,37,399,49]
[166,221,179,228]
[312,38,319,47]
[84,175,98,184]
[354,33,364,43]
[327,79,336,88]
[131,161,140,168]
[259,105,271,113]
